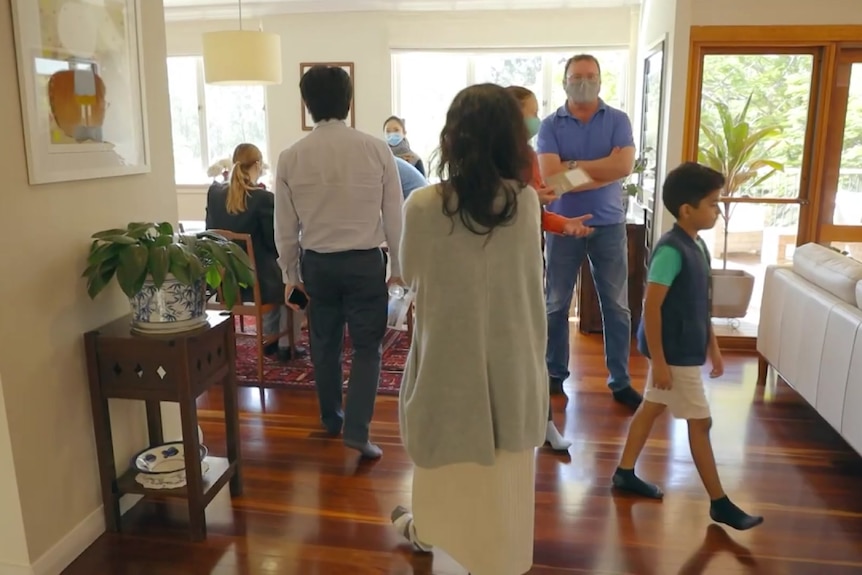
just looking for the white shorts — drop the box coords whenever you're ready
[643,364,711,420]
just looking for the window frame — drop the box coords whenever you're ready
[167,55,270,188]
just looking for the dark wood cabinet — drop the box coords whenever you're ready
[577,221,647,335]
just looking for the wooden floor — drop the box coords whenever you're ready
[64,333,862,575]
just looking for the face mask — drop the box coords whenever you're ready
[525,116,541,139]
[386,133,404,146]
[565,79,600,104]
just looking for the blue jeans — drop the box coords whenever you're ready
[545,223,631,391]
[262,305,291,348]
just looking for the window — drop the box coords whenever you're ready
[166,56,270,186]
[392,49,628,178]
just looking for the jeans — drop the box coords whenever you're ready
[545,223,631,391]
[261,305,292,349]
[301,248,388,444]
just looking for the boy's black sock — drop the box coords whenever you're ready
[612,467,664,499]
[709,496,764,531]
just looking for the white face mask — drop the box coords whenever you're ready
[565,79,600,103]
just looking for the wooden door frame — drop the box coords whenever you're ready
[816,48,862,244]
[681,26,862,351]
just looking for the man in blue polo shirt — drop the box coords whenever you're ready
[536,53,642,410]
[395,156,428,199]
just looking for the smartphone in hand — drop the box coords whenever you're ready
[287,287,309,310]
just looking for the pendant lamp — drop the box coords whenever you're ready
[201,0,282,85]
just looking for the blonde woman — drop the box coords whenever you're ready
[206,143,303,360]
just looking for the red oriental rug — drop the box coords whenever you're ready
[232,318,408,396]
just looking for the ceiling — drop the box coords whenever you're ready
[163,0,640,20]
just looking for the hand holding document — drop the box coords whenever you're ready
[544,167,593,196]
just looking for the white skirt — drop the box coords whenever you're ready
[411,449,536,575]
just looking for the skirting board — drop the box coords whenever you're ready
[1,495,141,575]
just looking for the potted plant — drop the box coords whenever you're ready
[698,93,784,318]
[622,147,651,212]
[83,222,255,334]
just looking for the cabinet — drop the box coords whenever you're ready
[577,221,647,335]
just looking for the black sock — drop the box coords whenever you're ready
[709,496,764,531]
[612,467,664,499]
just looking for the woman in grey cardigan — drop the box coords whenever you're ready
[390,83,551,575]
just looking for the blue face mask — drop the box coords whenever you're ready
[525,116,541,139]
[386,133,404,146]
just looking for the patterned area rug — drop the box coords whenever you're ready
[232,318,408,396]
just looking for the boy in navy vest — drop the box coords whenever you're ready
[611,162,763,530]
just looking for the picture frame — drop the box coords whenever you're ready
[638,37,667,215]
[10,0,150,185]
[299,62,355,131]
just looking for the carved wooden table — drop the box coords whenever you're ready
[83,311,242,541]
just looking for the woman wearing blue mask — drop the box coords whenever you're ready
[383,115,425,176]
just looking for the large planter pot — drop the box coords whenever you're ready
[711,269,755,319]
[129,274,208,334]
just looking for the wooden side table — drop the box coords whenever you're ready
[83,310,242,541]
[577,222,646,335]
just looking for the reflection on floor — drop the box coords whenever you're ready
[63,333,862,574]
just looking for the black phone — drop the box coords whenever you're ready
[288,287,309,310]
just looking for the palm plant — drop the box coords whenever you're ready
[698,93,784,268]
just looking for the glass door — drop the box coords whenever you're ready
[817,49,862,258]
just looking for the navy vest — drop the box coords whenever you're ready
[636,225,712,367]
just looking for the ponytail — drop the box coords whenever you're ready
[224,143,263,214]
[226,161,251,214]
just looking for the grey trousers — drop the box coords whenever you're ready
[300,248,388,444]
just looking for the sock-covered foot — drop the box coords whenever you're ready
[612,467,664,499]
[345,440,383,459]
[545,421,572,451]
[709,496,763,530]
[391,505,433,552]
[612,386,643,410]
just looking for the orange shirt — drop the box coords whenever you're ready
[528,149,567,235]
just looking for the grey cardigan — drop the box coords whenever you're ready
[398,183,549,469]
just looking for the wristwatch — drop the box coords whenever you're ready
[567,160,578,170]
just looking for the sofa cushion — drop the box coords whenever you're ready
[792,243,862,305]
[857,281,862,309]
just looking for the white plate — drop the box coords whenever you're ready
[132,442,207,475]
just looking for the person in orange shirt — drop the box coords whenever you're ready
[507,86,593,239]
[507,85,593,451]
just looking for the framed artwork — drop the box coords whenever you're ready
[300,62,355,131]
[638,37,667,215]
[10,0,150,185]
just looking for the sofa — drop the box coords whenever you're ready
[757,242,862,457]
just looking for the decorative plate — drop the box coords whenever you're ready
[132,442,207,475]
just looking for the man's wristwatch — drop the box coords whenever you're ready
[567,160,578,170]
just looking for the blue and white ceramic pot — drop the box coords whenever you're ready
[128,274,208,334]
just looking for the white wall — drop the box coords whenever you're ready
[691,0,862,26]
[0,0,178,571]
[167,7,639,220]
[0,376,29,570]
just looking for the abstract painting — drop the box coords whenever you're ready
[11,0,149,184]
[300,62,355,131]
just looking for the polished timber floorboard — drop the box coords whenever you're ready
[64,332,862,575]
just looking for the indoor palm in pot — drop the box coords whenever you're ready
[83,222,255,334]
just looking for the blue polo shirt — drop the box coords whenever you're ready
[395,156,428,199]
[536,100,634,226]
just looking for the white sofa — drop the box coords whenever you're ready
[757,242,862,456]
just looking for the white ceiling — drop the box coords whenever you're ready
[163,0,640,20]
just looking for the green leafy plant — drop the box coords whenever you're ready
[623,147,652,198]
[698,93,785,268]
[83,222,255,308]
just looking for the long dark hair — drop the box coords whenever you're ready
[437,83,531,235]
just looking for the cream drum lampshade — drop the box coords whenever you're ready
[202,30,282,85]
